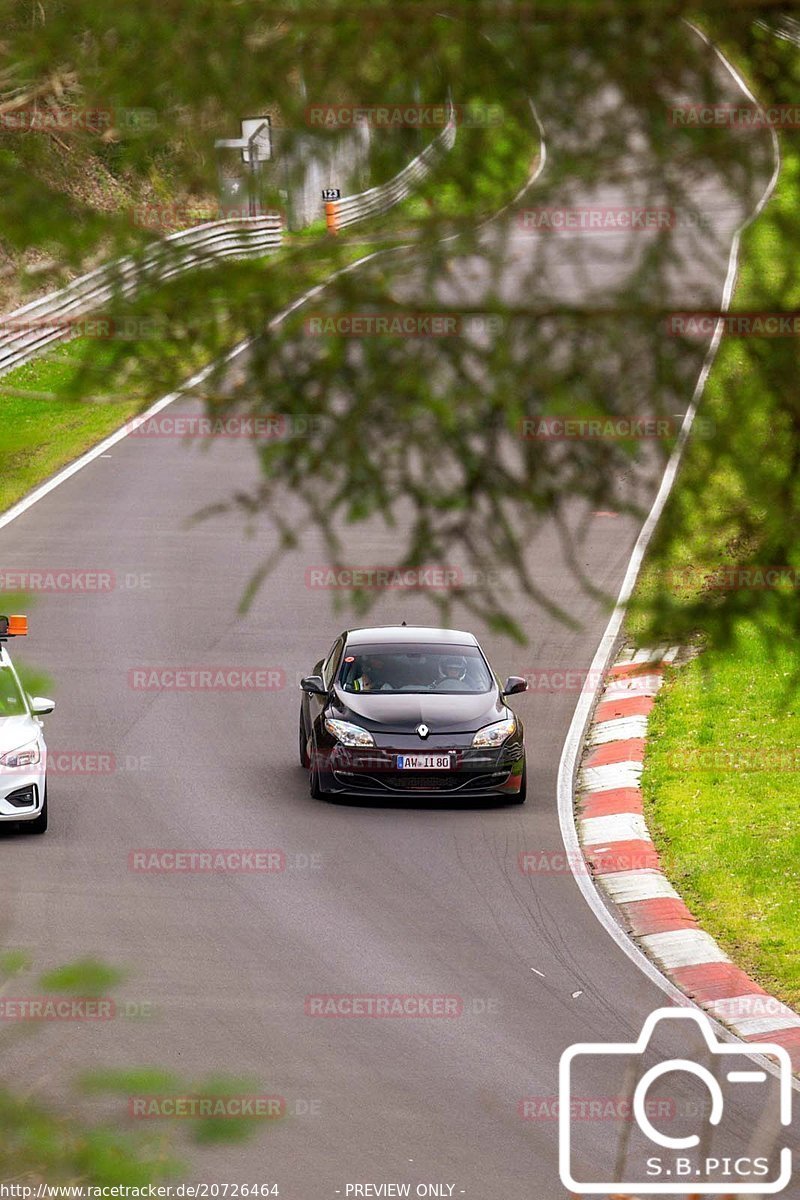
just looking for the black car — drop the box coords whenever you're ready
[299,625,527,802]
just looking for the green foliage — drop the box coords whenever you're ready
[39,959,126,996]
[0,956,277,1181]
[3,1,796,641]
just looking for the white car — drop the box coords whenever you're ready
[0,616,54,835]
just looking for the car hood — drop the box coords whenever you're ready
[330,687,507,734]
[0,714,39,754]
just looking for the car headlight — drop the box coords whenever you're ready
[325,719,375,748]
[472,718,516,749]
[0,741,41,769]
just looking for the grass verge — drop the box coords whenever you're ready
[630,121,800,1004]
[0,242,376,515]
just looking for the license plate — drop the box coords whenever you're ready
[396,754,453,770]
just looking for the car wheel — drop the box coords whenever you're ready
[25,784,48,834]
[511,764,527,805]
[299,708,311,768]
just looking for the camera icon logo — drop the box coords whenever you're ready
[559,1007,793,1194]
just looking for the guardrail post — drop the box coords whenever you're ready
[325,201,339,235]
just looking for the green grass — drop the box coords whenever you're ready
[642,626,800,1008]
[630,129,800,1006]
[0,340,141,513]
[0,243,376,515]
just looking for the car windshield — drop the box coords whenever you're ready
[337,643,494,694]
[0,664,26,717]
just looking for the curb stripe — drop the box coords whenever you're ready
[576,643,800,1075]
[583,840,660,875]
[581,788,644,818]
[583,738,646,768]
[589,715,649,744]
[669,962,767,1002]
[579,761,642,792]
[594,695,655,723]
[580,811,650,845]
[621,897,698,935]
[639,928,731,970]
[601,869,680,904]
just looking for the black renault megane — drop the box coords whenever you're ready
[299,625,527,802]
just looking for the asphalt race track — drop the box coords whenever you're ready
[0,28,796,1200]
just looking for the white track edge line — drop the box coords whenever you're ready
[0,243,412,535]
[556,26,790,1077]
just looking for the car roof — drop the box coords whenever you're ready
[345,625,479,647]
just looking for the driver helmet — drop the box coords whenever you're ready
[438,654,468,681]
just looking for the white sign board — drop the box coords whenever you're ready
[240,117,272,163]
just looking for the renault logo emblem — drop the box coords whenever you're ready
[416,723,429,738]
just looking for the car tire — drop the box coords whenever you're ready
[510,764,527,805]
[299,709,311,768]
[25,784,48,834]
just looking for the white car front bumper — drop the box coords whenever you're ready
[0,767,46,821]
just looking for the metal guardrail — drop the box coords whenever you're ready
[325,107,457,232]
[0,215,283,377]
[0,106,454,376]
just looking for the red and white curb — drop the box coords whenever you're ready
[576,645,800,1073]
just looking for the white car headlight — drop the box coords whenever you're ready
[325,719,375,748]
[0,741,41,769]
[472,718,516,749]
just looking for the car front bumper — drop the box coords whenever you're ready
[315,739,525,798]
[0,769,45,821]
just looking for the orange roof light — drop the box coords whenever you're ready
[7,615,27,636]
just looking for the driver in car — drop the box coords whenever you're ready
[351,654,392,692]
[433,654,472,690]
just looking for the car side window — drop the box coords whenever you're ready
[321,637,345,689]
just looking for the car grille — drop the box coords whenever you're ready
[335,770,509,793]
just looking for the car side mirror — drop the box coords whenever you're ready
[29,696,55,716]
[300,675,327,697]
[502,676,527,698]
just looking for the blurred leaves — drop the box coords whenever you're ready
[0,1,799,647]
[39,958,126,995]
